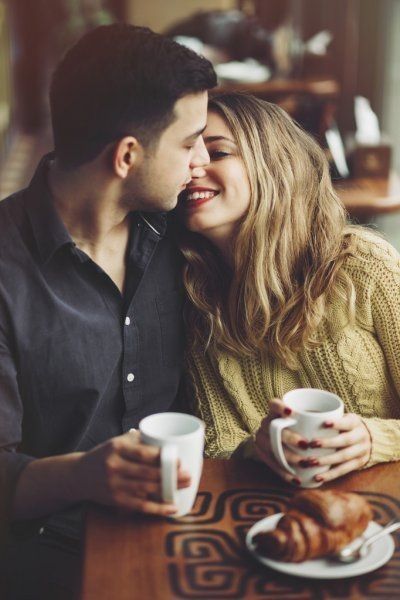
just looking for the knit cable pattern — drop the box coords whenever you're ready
[187,231,400,467]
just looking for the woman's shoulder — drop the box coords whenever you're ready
[325,228,400,333]
[342,227,400,281]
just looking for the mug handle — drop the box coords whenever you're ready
[269,418,297,475]
[161,444,178,503]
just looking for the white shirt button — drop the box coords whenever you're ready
[125,317,131,326]
[127,373,135,382]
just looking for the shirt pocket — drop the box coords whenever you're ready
[156,289,184,367]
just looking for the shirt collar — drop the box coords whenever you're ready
[24,153,73,265]
[24,153,169,264]
[138,211,168,238]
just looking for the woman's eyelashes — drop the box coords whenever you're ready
[208,149,230,160]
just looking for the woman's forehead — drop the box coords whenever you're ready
[204,111,233,138]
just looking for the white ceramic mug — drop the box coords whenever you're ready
[139,412,205,517]
[269,388,344,488]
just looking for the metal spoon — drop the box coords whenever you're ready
[333,519,400,563]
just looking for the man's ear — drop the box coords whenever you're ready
[113,136,143,179]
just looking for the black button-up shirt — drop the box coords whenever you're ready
[0,155,185,538]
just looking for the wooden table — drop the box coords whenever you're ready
[335,171,400,218]
[80,459,400,599]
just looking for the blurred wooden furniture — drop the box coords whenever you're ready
[335,171,400,218]
[215,77,339,140]
[81,459,400,600]
[245,0,371,134]
[216,77,339,100]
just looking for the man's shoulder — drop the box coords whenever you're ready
[0,188,28,249]
[0,188,27,220]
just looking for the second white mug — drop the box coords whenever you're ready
[269,388,344,488]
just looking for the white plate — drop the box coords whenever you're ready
[246,513,395,579]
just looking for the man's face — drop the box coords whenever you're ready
[126,91,209,212]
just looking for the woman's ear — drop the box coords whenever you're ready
[113,136,143,179]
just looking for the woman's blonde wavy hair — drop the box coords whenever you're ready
[179,92,358,369]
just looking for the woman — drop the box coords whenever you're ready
[177,91,400,486]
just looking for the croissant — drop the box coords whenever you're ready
[253,490,372,562]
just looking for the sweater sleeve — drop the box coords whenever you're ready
[361,417,400,466]
[359,239,400,466]
[186,350,252,458]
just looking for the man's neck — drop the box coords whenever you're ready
[48,159,130,248]
[48,160,131,293]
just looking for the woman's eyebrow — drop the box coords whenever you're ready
[204,135,236,144]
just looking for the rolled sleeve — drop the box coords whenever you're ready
[0,326,35,522]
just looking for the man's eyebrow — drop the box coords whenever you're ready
[184,125,207,141]
[204,135,236,144]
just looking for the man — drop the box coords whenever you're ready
[0,23,216,599]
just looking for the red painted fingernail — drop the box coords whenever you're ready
[284,407,292,415]
[314,475,324,482]
[292,477,301,485]
[308,458,320,466]
[310,440,321,448]
[324,421,334,428]
[298,440,309,450]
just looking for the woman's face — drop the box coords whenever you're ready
[180,111,251,243]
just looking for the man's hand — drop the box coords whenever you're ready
[12,431,191,520]
[77,431,191,516]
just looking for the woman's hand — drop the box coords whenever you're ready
[254,398,312,485]
[308,413,372,483]
[254,398,372,485]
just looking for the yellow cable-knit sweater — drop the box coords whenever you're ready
[188,230,400,467]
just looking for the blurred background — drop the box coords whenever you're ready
[0,0,399,247]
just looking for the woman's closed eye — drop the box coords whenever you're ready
[209,150,230,160]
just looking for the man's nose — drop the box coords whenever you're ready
[190,136,210,176]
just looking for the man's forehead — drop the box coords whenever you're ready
[175,90,208,110]
[156,91,207,145]
[173,91,208,125]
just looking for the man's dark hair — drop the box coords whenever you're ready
[50,23,217,168]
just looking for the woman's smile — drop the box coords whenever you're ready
[183,187,219,210]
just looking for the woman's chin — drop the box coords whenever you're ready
[185,223,204,235]
[183,216,207,234]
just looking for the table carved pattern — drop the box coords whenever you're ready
[165,489,400,599]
